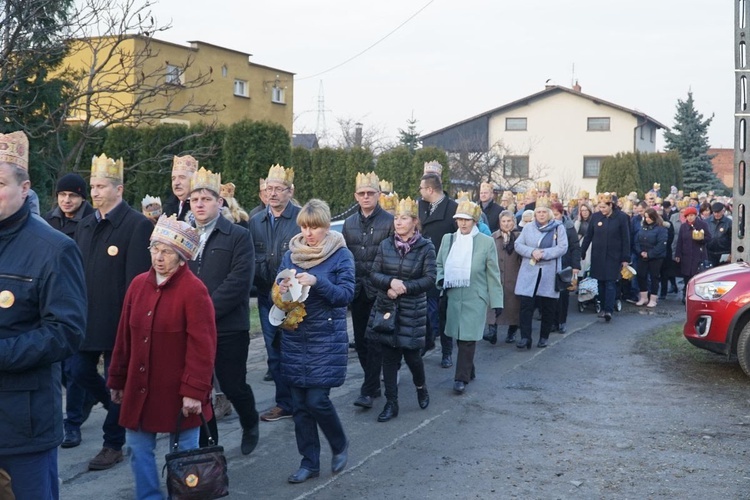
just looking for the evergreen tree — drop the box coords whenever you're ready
[663,92,721,192]
[397,115,421,153]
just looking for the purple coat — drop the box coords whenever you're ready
[674,218,711,277]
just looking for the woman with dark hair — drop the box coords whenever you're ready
[484,210,522,344]
[634,208,668,308]
[574,202,593,273]
[551,202,581,332]
[675,206,712,304]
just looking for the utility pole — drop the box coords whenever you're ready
[734,0,749,262]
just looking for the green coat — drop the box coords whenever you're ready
[436,231,504,341]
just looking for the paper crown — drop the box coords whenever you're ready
[455,190,473,201]
[480,182,494,192]
[150,215,201,261]
[536,196,550,208]
[577,189,589,199]
[627,191,639,202]
[141,195,162,218]
[355,171,379,192]
[454,200,482,221]
[379,192,399,212]
[653,182,661,189]
[91,153,123,182]
[692,228,705,241]
[676,199,689,209]
[536,180,551,191]
[568,198,578,208]
[0,131,28,170]
[220,182,236,199]
[172,155,198,174]
[597,192,613,204]
[259,178,266,190]
[550,192,559,201]
[423,160,443,175]
[501,190,514,201]
[395,196,418,217]
[267,164,294,186]
[379,179,393,193]
[698,191,707,198]
[516,192,525,203]
[655,197,663,205]
[621,199,633,211]
[190,167,221,194]
[689,191,698,199]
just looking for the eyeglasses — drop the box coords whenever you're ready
[149,246,177,258]
[355,191,378,197]
[266,186,290,194]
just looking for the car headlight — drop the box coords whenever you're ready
[693,281,736,300]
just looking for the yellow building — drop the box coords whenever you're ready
[62,35,294,132]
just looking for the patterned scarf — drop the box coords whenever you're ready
[288,230,347,269]
[394,230,421,257]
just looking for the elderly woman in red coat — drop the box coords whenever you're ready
[109,215,217,500]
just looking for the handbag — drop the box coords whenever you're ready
[371,298,398,334]
[555,266,573,292]
[164,412,229,499]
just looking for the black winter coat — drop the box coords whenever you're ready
[74,201,153,351]
[581,209,631,281]
[635,222,668,260]
[706,215,732,257]
[248,202,301,291]
[43,201,95,238]
[343,204,394,300]
[366,235,436,350]
[418,196,457,298]
[675,218,711,277]
[188,216,254,335]
[561,216,582,270]
[481,200,503,233]
[163,194,191,221]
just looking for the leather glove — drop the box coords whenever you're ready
[494,307,503,317]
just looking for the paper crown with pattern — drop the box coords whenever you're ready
[536,180,551,191]
[568,198,578,208]
[516,192,525,204]
[141,195,162,218]
[379,192,399,212]
[91,153,123,182]
[689,191,698,199]
[577,189,590,199]
[480,182,494,192]
[150,215,201,261]
[536,196,550,208]
[190,167,221,194]
[267,164,294,186]
[0,131,28,170]
[676,199,689,209]
[355,171,379,192]
[423,160,443,175]
[220,182,236,199]
[379,179,393,193]
[597,192,613,204]
[172,155,198,174]
[453,200,482,221]
[395,196,418,218]
[455,190,473,201]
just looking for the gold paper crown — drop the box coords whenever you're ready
[627,191,639,202]
[379,179,393,193]
[689,191,698,199]
[379,192,399,211]
[568,198,578,208]
[692,228,705,241]
[550,192,559,201]
[271,282,307,330]
[536,196,550,208]
[423,160,443,175]
[676,199,689,209]
[480,182,493,192]
[597,192,613,204]
[190,167,221,194]
[220,182,236,199]
[655,197,663,205]
[355,171,379,192]
[91,153,123,182]
[454,200,482,221]
[267,164,294,186]
[502,190,514,201]
[150,215,201,261]
[395,196,418,217]
[578,189,589,199]
[172,155,198,174]
[516,192,525,203]
[653,182,661,189]
[456,190,473,201]
[259,178,266,190]
[0,131,28,170]
[536,180,551,191]
[621,199,633,212]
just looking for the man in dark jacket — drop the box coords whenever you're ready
[187,167,259,455]
[72,154,153,471]
[418,170,457,367]
[344,172,394,409]
[551,203,581,333]
[248,177,268,219]
[249,164,300,422]
[163,155,198,221]
[0,131,86,498]
[479,182,502,233]
[43,173,96,449]
[707,202,732,267]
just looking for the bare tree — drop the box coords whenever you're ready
[327,116,393,153]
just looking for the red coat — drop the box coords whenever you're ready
[109,264,217,433]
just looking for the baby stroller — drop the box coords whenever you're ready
[577,273,623,314]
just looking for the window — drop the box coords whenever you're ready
[234,79,248,97]
[165,64,183,85]
[583,156,606,178]
[503,156,529,178]
[271,86,285,104]
[640,126,645,140]
[221,65,228,78]
[505,117,527,131]
[587,117,610,131]
[650,126,656,143]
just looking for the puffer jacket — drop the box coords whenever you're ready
[635,221,668,260]
[366,234,436,350]
[249,202,301,292]
[279,238,355,388]
[342,204,394,300]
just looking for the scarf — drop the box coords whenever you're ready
[536,220,561,249]
[394,230,421,257]
[501,229,517,255]
[443,225,478,288]
[289,230,346,269]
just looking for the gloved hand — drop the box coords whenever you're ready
[494,307,503,317]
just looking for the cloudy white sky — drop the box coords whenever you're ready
[148,0,734,150]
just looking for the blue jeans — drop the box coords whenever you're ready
[127,427,199,500]
[427,296,453,356]
[597,280,617,314]
[0,448,58,500]
[68,350,125,450]
[257,291,292,412]
[290,386,347,472]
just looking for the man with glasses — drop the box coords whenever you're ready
[249,164,300,422]
[344,172,394,409]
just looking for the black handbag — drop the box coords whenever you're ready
[555,266,573,292]
[164,412,229,499]
[371,298,398,334]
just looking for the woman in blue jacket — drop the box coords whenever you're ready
[634,208,668,308]
[276,199,355,484]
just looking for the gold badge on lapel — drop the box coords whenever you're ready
[0,290,15,308]
[107,245,119,256]
[185,474,199,488]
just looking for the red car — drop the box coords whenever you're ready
[683,262,750,375]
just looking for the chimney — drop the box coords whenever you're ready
[354,122,363,148]
[572,80,582,93]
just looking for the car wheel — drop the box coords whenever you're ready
[737,324,750,377]
[578,302,585,313]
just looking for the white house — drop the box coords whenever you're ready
[420,84,667,198]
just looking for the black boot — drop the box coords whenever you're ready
[377,400,399,422]
[416,386,429,409]
[483,324,498,345]
[505,325,518,344]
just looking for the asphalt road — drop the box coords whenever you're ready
[59,294,750,499]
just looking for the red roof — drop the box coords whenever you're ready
[709,148,733,187]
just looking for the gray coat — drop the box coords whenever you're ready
[514,221,568,299]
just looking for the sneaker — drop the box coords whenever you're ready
[213,394,233,420]
[260,406,292,422]
[88,447,123,470]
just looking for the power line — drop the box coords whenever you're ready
[297,0,435,81]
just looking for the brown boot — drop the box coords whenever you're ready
[88,447,123,470]
[214,393,233,420]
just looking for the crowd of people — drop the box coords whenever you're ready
[0,126,735,498]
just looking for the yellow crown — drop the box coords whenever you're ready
[653,182,661,189]
[456,190,473,201]
[568,198,578,208]
[423,160,443,175]
[536,180,551,191]
[621,199,633,212]
[501,190,514,201]
[692,228,705,241]
[577,189,589,199]
[220,182,236,199]
[689,191,698,199]
[172,155,198,174]
[378,179,393,193]
[91,153,123,182]
[516,192,525,203]
[480,182,493,192]
[267,164,294,186]
[379,192,399,212]
[150,215,201,261]
[190,167,221,194]
[597,192,613,204]
[536,196,550,208]
[395,196,418,217]
[0,131,28,170]
[676,199,689,209]
[454,200,482,221]
[355,171,379,192]
[259,178,266,190]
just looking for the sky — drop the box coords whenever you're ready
[146,0,735,151]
